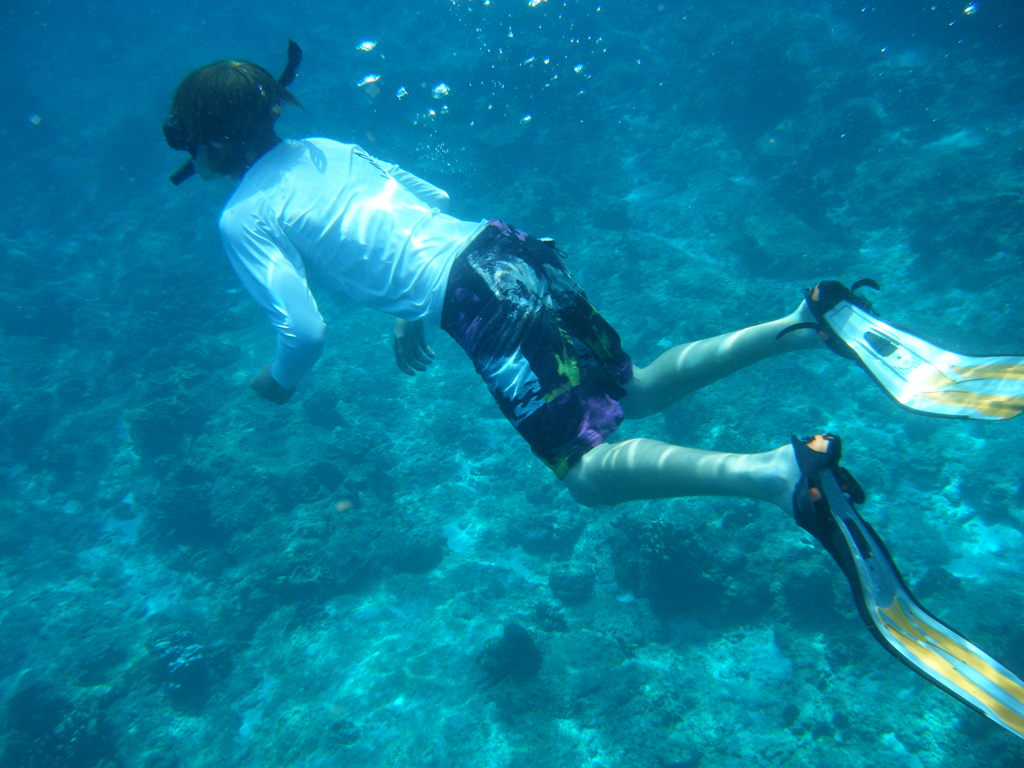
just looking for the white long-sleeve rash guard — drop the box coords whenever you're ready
[218,138,485,389]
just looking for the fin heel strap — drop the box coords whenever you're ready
[790,433,842,529]
[775,278,881,363]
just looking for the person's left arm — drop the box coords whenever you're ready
[220,212,326,403]
[250,362,296,404]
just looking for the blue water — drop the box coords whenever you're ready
[2,1,1023,766]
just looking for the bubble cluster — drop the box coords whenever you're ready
[350,0,609,134]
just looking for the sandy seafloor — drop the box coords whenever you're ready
[1,1,1024,766]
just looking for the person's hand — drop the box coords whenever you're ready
[250,364,295,404]
[393,318,434,375]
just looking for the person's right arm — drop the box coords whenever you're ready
[376,158,450,376]
[384,164,451,213]
[392,318,434,375]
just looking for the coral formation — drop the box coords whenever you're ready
[477,623,543,687]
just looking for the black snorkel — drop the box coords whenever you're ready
[168,158,197,186]
[166,39,303,186]
[279,39,303,92]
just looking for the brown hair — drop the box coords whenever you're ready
[167,60,301,172]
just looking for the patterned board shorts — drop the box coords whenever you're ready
[441,220,633,478]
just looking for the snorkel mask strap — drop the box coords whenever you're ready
[168,39,303,186]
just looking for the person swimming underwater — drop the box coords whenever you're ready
[162,40,1024,740]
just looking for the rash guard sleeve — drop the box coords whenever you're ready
[381,163,451,213]
[219,203,326,390]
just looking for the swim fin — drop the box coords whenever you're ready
[795,439,1024,740]
[779,280,1024,420]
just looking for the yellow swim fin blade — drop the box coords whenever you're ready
[820,292,1024,420]
[816,469,1024,739]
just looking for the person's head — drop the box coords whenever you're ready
[163,59,301,178]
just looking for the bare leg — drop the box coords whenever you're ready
[621,301,822,419]
[563,438,802,510]
[563,302,829,508]
[559,295,838,508]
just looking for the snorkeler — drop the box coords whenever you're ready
[163,41,1024,739]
